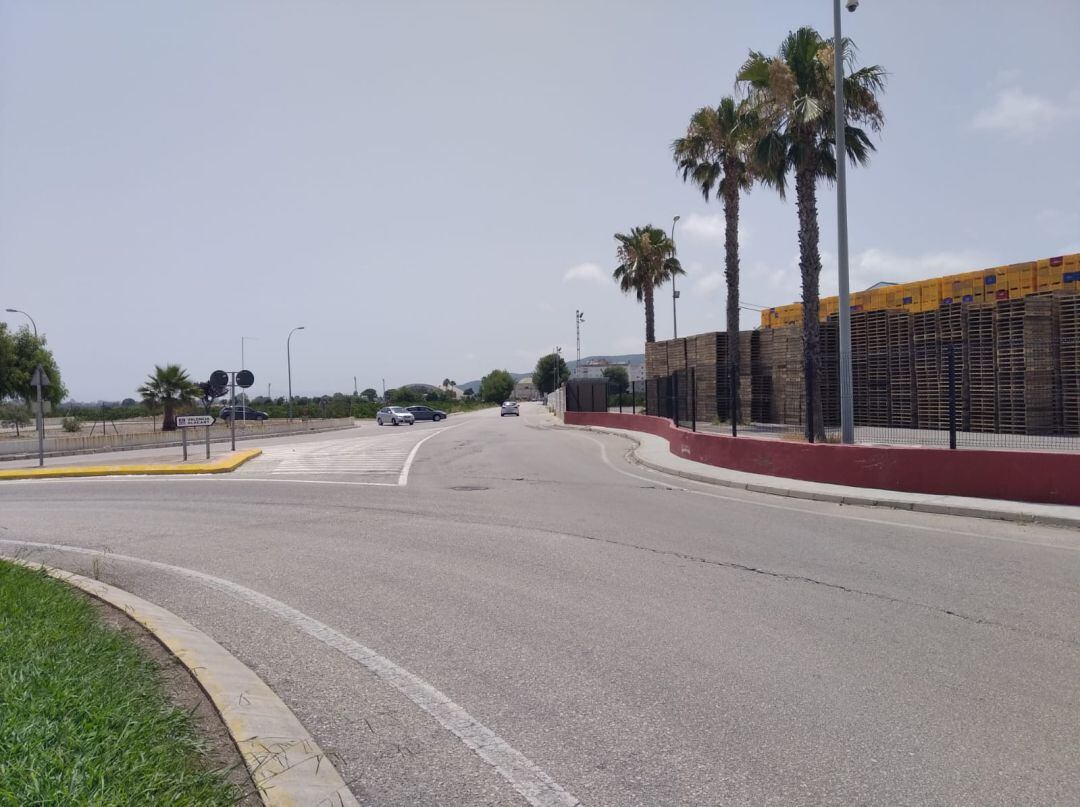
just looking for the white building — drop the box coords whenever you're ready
[572,359,645,384]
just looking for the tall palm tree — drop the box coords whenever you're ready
[672,96,761,426]
[612,225,684,344]
[137,364,199,431]
[738,27,885,440]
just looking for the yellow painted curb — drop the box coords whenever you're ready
[0,448,262,481]
[6,559,360,807]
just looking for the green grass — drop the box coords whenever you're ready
[0,561,242,806]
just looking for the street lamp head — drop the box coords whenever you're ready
[297,325,305,330]
[846,0,859,10]
[673,215,680,223]
[5,308,16,313]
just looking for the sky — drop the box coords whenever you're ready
[2,0,1078,400]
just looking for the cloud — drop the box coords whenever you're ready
[679,214,750,247]
[763,248,987,301]
[693,271,725,296]
[972,86,1078,137]
[613,335,644,353]
[563,262,607,284]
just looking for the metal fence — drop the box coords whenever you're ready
[642,327,1080,451]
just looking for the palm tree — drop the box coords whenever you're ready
[672,96,761,426]
[137,364,199,431]
[612,225,683,344]
[738,27,885,440]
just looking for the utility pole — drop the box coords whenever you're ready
[575,310,584,368]
[834,0,856,444]
[670,215,681,339]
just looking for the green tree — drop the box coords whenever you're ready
[601,365,630,395]
[739,27,885,439]
[0,403,31,437]
[479,369,515,403]
[0,325,68,407]
[137,364,199,431]
[463,388,475,399]
[673,96,761,425]
[612,225,683,344]
[533,353,569,395]
[360,388,379,402]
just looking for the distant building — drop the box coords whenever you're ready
[512,376,539,401]
[572,358,645,384]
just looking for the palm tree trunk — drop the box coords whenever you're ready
[162,402,177,431]
[644,284,656,344]
[723,171,742,427]
[795,161,826,442]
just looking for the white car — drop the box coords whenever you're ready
[500,401,520,417]
[376,406,415,426]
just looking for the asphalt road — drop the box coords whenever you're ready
[2,404,1079,806]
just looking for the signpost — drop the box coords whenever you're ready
[30,365,50,467]
[176,415,214,461]
[215,369,255,451]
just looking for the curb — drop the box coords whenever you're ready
[0,448,263,481]
[570,424,1080,530]
[8,559,360,807]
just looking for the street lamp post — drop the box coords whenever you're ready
[834,0,855,444]
[287,326,305,422]
[669,216,681,338]
[5,308,37,339]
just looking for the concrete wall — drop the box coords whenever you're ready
[0,418,355,458]
[565,411,1080,506]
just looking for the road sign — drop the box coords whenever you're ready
[236,369,255,388]
[177,415,214,427]
[31,366,51,387]
[210,370,228,388]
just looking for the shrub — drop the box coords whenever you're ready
[62,417,82,433]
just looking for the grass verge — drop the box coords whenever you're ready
[0,561,242,806]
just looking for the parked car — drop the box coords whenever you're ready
[376,406,415,426]
[218,405,269,421]
[500,401,520,417]
[406,405,447,422]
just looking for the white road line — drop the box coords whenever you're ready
[579,432,1080,553]
[1,539,580,807]
[398,424,460,486]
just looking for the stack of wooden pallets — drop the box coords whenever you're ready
[850,311,869,425]
[690,332,720,423]
[996,298,1055,434]
[886,310,915,428]
[865,310,891,427]
[965,304,997,433]
[938,303,967,429]
[913,310,945,429]
[819,318,840,427]
[751,329,774,423]
[1059,296,1080,436]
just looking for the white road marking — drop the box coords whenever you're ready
[580,432,1080,553]
[1,539,580,807]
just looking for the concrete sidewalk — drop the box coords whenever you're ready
[577,423,1080,529]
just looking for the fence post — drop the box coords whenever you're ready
[948,341,957,450]
[691,367,697,432]
[632,381,636,415]
[618,383,623,414]
[730,362,737,438]
[672,373,679,427]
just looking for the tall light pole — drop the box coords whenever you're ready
[575,310,584,367]
[669,215,681,339]
[287,326,305,422]
[5,308,37,338]
[834,0,856,444]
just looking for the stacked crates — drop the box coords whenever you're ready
[886,310,915,428]
[1058,296,1080,435]
[995,298,1055,435]
[759,252,1078,328]
[913,310,944,430]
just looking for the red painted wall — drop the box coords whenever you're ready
[565,412,1080,506]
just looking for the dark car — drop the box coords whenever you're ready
[406,405,447,422]
[218,405,269,421]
